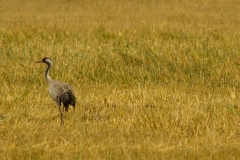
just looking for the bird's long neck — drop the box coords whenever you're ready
[45,63,52,83]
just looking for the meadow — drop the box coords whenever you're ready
[1,0,240,159]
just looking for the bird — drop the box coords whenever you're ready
[36,57,76,125]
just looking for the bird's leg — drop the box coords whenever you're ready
[56,102,64,125]
[59,106,64,125]
[62,105,65,113]
[63,104,68,113]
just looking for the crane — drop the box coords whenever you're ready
[36,57,76,125]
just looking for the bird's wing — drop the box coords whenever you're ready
[48,80,74,102]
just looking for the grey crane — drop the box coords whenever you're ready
[36,57,76,125]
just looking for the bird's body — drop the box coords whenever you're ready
[36,57,76,125]
[48,79,75,112]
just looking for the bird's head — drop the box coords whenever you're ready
[35,57,53,65]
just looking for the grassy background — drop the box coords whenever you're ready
[1,0,240,159]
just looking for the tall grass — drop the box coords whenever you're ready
[1,0,240,159]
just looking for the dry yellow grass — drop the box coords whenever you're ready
[1,0,240,159]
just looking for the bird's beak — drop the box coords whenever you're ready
[35,60,42,63]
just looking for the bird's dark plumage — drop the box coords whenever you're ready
[60,90,76,112]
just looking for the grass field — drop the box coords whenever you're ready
[1,0,240,159]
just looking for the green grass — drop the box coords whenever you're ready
[1,0,240,159]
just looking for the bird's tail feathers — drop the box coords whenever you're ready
[60,90,76,112]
